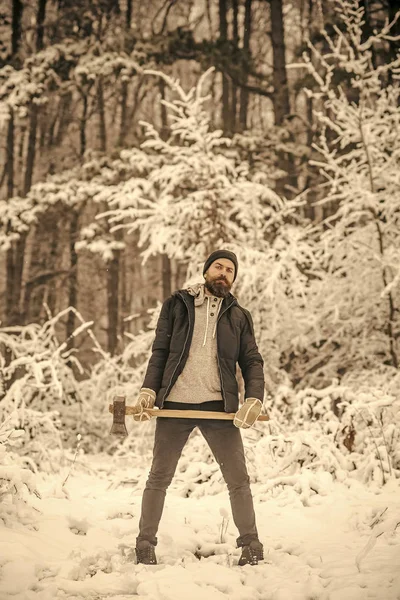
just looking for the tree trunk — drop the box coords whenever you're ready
[239,0,252,131]
[66,211,79,342]
[6,110,16,324]
[105,1,132,348]
[39,107,47,149]
[118,82,129,147]
[22,210,60,323]
[6,17,23,325]
[79,92,88,159]
[107,252,120,355]
[120,248,128,338]
[44,219,59,316]
[9,103,39,324]
[270,0,290,125]
[6,110,14,202]
[161,253,171,300]
[159,78,169,141]
[55,91,73,146]
[219,0,231,135]
[21,0,56,321]
[12,0,23,56]
[388,0,400,63]
[36,0,47,51]
[269,0,296,196]
[302,0,318,220]
[104,192,123,355]
[9,237,26,323]
[126,0,132,27]
[231,0,239,133]
[24,104,39,195]
[117,0,133,148]
[97,76,107,152]
[97,86,107,149]
[16,103,40,321]
[46,99,59,148]
[17,121,25,167]
[158,78,171,297]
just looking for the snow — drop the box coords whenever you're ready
[1,431,399,600]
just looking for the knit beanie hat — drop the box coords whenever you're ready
[203,250,238,282]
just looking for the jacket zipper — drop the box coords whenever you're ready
[161,293,191,406]
[216,299,235,411]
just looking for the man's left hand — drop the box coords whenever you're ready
[233,398,262,429]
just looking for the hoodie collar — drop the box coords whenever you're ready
[186,282,208,306]
[180,283,236,307]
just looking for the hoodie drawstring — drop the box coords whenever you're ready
[202,296,210,347]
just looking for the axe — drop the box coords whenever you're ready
[109,395,269,436]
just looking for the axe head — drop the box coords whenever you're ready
[110,395,128,437]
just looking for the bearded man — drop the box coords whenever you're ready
[134,250,265,566]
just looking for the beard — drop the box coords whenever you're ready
[205,276,232,298]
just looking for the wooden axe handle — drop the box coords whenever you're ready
[108,404,269,421]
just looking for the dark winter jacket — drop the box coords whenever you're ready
[142,289,265,412]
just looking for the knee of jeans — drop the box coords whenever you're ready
[224,473,251,492]
[146,468,174,489]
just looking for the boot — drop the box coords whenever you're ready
[238,540,264,566]
[135,540,157,565]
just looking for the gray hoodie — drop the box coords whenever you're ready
[166,283,224,404]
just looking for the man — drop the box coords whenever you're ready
[134,250,265,566]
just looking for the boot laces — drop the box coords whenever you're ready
[136,544,156,564]
[239,542,264,565]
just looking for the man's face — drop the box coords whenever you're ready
[204,258,235,298]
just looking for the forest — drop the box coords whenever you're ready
[0,0,398,358]
[0,1,400,597]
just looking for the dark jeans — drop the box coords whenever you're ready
[136,401,260,548]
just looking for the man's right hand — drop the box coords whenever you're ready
[133,388,156,422]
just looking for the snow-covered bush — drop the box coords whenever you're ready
[2,305,399,492]
[0,304,158,467]
[0,416,41,525]
[0,312,74,469]
[257,372,400,490]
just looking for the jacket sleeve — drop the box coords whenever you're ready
[238,309,265,403]
[142,296,174,393]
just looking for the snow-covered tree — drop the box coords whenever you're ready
[92,68,316,387]
[286,0,400,384]
[98,69,290,269]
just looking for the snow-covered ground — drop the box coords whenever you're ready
[1,426,399,600]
